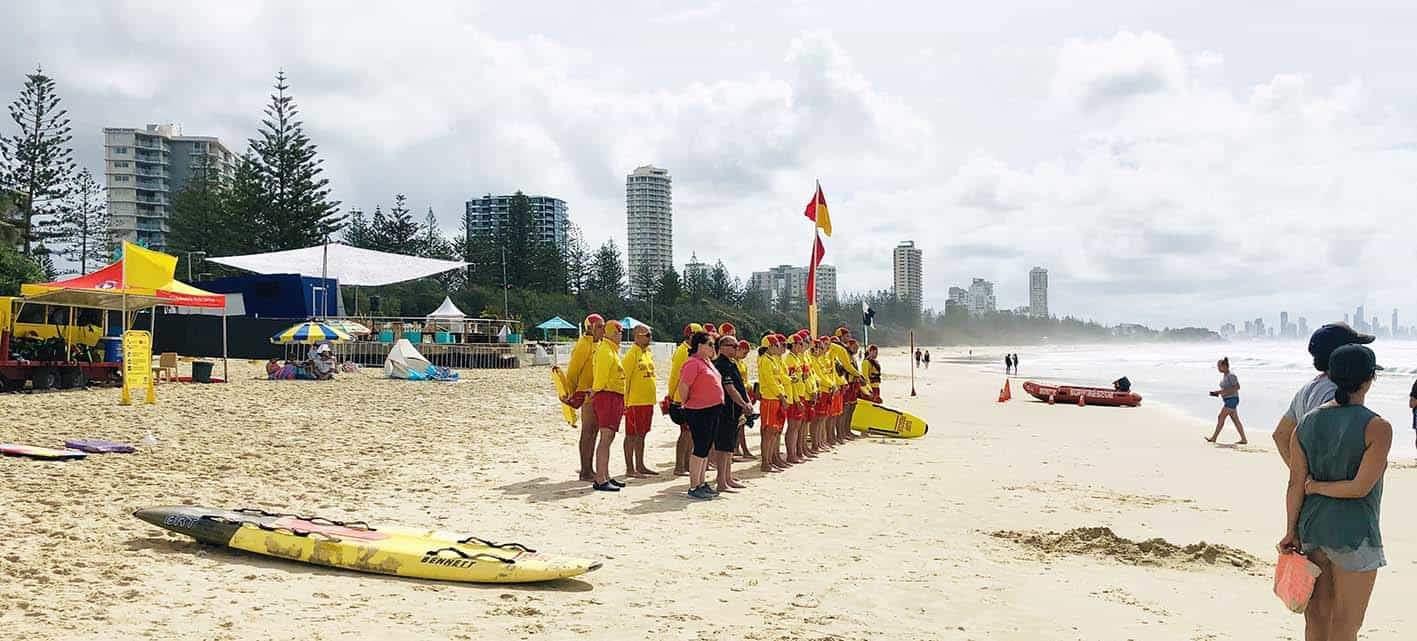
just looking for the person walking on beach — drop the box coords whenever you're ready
[677,332,723,499]
[1012,353,1020,373]
[589,320,626,492]
[622,325,658,479]
[923,350,930,369]
[1004,353,1013,374]
[914,349,922,369]
[1279,344,1391,640]
[713,335,754,492]
[1206,357,1247,444]
[1274,323,1375,467]
[563,314,605,481]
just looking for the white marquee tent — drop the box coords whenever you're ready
[208,243,466,287]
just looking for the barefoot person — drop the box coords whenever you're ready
[1206,357,1247,444]
[734,338,755,461]
[756,335,788,472]
[1280,344,1391,641]
[622,325,658,479]
[784,333,809,465]
[841,337,863,440]
[666,323,703,476]
[713,335,754,492]
[678,331,724,500]
[589,320,626,492]
[563,313,605,481]
[1274,323,1375,467]
[829,328,865,443]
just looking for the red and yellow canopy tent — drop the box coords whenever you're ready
[20,242,229,379]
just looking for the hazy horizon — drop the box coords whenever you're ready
[6,1,1415,328]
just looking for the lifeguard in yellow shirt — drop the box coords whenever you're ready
[562,313,605,481]
[621,325,658,479]
[589,319,626,492]
[783,334,809,465]
[666,323,703,476]
[756,335,789,473]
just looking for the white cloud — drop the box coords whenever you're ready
[1052,30,1189,109]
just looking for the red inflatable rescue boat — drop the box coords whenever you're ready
[1022,381,1142,407]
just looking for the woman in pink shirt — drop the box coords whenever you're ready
[677,332,724,499]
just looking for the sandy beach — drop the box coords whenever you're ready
[2,348,1414,640]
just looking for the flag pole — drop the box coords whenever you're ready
[806,182,821,336]
[909,329,917,397]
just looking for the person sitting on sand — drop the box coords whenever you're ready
[308,343,336,380]
[678,331,724,499]
[1206,357,1247,445]
[589,319,626,492]
[622,325,658,479]
[1280,344,1390,641]
[1274,323,1375,468]
[265,359,314,380]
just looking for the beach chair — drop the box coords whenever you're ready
[153,352,178,383]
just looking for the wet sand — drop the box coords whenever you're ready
[1,349,1413,640]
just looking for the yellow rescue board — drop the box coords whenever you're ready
[850,400,928,439]
[550,366,577,426]
[227,524,601,583]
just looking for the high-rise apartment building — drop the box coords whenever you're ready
[1298,317,1309,338]
[626,165,673,297]
[1029,267,1048,318]
[1355,306,1366,332]
[105,124,237,252]
[948,286,969,307]
[683,253,709,286]
[892,241,922,309]
[464,193,569,249]
[1280,311,1291,338]
[968,278,996,315]
[748,263,836,308]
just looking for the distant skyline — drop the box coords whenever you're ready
[5,1,1417,326]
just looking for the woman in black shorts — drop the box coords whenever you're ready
[676,332,724,499]
[712,335,755,492]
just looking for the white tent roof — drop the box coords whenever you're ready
[426,296,466,319]
[208,243,467,287]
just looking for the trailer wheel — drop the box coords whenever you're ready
[31,367,59,391]
[60,367,87,390]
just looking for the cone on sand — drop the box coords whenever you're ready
[998,379,1012,403]
[1077,393,1087,407]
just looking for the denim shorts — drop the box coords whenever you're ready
[1303,540,1387,572]
[1222,396,1239,409]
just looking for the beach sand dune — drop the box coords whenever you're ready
[1,350,1413,639]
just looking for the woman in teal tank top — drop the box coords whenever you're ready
[1280,344,1392,640]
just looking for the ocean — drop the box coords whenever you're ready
[938,341,1417,457]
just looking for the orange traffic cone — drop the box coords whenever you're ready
[1047,394,1056,405]
[998,379,1012,403]
[1077,393,1087,407]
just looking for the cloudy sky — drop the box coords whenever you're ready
[5,1,1415,328]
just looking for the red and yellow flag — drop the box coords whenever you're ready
[802,182,832,237]
[806,232,826,336]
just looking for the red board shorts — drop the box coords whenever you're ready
[829,390,844,417]
[563,390,588,409]
[592,392,625,432]
[814,393,831,419]
[760,399,784,431]
[846,381,860,403]
[785,400,804,422]
[624,404,653,436]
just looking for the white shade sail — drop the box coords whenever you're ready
[426,296,466,319]
[208,243,466,287]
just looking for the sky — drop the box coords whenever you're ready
[4,1,1416,329]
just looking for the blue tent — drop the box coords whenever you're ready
[536,316,578,341]
[620,316,651,330]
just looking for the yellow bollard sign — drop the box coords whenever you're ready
[121,330,156,405]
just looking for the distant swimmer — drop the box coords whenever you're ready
[1206,357,1247,445]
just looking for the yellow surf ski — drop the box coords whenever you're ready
[850,400,928,439]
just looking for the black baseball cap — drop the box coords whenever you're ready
[1329,344,1377,383]
[1308,322,1375,371]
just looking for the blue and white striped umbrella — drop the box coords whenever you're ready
[270,321,353,344]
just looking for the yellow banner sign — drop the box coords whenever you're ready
[121,330,155,405]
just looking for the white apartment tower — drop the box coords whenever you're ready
[892,241,923,310]
[968,278,996,315]
[104,124,237,252]
[626,165,672,297]
[1029,266,1049,318]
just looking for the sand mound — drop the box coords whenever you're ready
[990,526,1259,570]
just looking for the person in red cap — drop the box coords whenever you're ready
[783,333,808,465]
[840,337,864,441]
[734,338,755,462]
[666,323,704,476]
[756,334,791,472]
[622,324,658,479]
[589,319,627,491]
[562,313,605,480]
[719,322,736,337]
